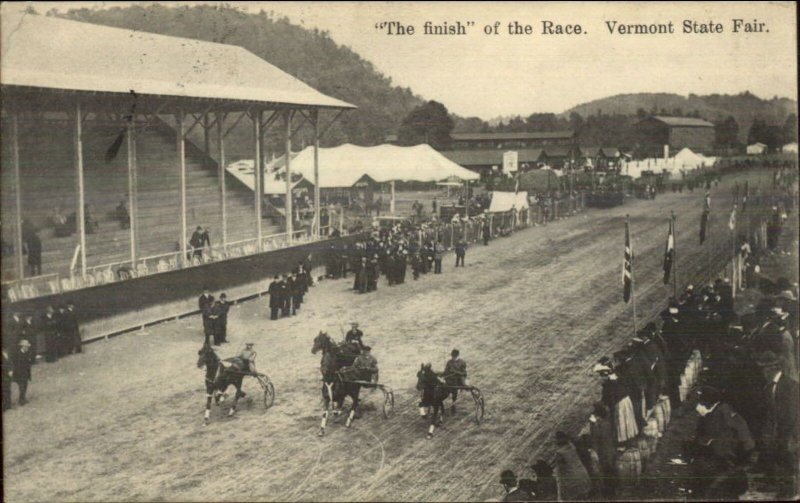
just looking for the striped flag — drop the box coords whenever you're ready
[663,217,674,284]
[623,218,633,303]
[728,204,737,231]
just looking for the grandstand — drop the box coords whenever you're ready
[1,117,279,282]
[1,12,354,310]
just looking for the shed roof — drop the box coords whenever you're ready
[441,148,545,167]
[451,131,574,141]
[647,116,714,128]
[0,13,354,110]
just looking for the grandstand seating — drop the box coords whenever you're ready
[1,117,279,282]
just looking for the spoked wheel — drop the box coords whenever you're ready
[470,387,485,425]
[255,374,276,409]
[381,386,395,419]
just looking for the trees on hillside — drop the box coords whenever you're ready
[714,116,740,148]
[397,101,454,150]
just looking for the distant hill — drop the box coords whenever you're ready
[54,4,425,159]
[562,92,797,142]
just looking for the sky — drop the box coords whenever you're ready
[4,1,798,120]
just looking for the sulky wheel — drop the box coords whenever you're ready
[381,386,395,419]
[470,388,485,425]
[256,374,276,410]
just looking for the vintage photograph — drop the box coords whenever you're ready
[1,1,798,501]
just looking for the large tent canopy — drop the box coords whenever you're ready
[621,148,717,179]
[268,143,479,188]
[0,12,354,112]
[488,191,530,213]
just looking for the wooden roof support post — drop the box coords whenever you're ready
[284,109,294,243]
[177,109,188,267]
[11,112,25,279]
[74,101,87,279]
[313,109,321,240]
[217,112,227,248]
[127,114,139,266]
[253,110,263,251]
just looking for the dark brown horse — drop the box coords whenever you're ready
[197,343,246,423]
[311,331,362,436]
[417,363,449,439]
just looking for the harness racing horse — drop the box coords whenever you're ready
[417,363,450,439]
[197,343,247,423]
[311,331,362,436]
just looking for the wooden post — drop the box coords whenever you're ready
[284,110,294,242]
[11,112,24,279]
[217,112,227,249]
[313,110,321,240]
[75,101,87,278]
[390,180,396,215]
[177,109,188,267]
[127,116,139,266]
[253,110,263,250]
[203,114,211,168]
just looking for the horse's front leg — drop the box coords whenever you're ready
[346,389,360,428]
[228,380,245,417]
[204,393,213,423]
[320,382,334,437]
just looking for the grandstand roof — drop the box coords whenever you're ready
[0,13,354,111]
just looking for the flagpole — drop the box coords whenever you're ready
[628,215,638,336]
[671,211,677,298]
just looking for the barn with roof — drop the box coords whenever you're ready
[635,116,715,158]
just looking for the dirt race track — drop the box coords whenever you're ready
[2,172,776,502]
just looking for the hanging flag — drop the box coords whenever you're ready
[728,204,737,232]
[623,218,633,303]
[699,209,709,245]
[663,217,674,284]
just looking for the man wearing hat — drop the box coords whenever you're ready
[499,469,533,502]
[236,342,257,374]
[687,385,755,499]
[267,276,281,321]
[351,346,378,383]
[198,286,215,344]
[210,293,230,346]
[12,339,35,406]
[346,322,365,350]
[2,343,12,411]
[442,349,467,413]
[755,350,798,498]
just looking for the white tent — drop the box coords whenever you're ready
[488,191,530,213]
[272,143,479,187]
[782,142,798,154]
[226,159,311,194]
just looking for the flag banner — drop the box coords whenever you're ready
[699,209,709,245]
[623,219,633,303]
[728,204,737,232]
[663,218,674,284]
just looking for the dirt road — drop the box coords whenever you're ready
[3,173,763,502]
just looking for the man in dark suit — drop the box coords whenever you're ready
[279,275,290,317]
[61,301,82,354]
[198,286,215,344]
[12,339,35,405]
[190,226,205,259]
[755,351,799,498]
[210,293,230,345]
[268,276,281,320]
[2,344,12,411]
[41,306,60,363]
[688,385,755,499]
[3,311,24,352]
[346,322,364,349]
[285,273,297,316]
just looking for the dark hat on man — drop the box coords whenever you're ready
[500,469,517,486]
[755,350,781,368]
[694,385,721,406]
[451,349,460,357]
[362,345,371,352]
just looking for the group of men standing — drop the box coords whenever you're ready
[198,287,231,346]
[267,262,312,320]
[2,302,82,410]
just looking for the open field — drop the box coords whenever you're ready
[2,171,780,502]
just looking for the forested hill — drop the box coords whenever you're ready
[563,92,797,142]
[54,4,424,156]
